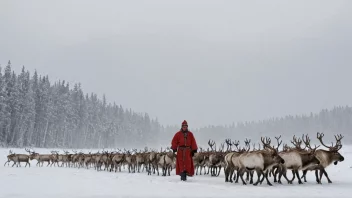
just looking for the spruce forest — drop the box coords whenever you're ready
[0,61,351,148]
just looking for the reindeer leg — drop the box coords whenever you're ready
[259,171,265,184]
[246,171,250,181]
[321,168,332,183]
[238,168,247,185]
[225,166,229,182]
[274,168,278,183]
[253,169,261,186]
[290,170,296,184]
[229,168,234,183]
[295,170,303,184]
[274,165,281,184]
[315,169,321,184]
[281,167,291,184]
[217,166,221,177]
[235,168,240,183]
[301,170,308,182]
[264,171,273,186]
[228,168,233,183]
[250,170,254,184]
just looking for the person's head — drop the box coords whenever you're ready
[181,120,188,132]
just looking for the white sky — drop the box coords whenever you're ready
[1,0,351,127]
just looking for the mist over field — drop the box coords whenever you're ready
[0,62,351,149]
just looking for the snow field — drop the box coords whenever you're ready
[1,147,352,198]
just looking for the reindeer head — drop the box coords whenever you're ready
[261,137,284,164]
[317,132,344,164]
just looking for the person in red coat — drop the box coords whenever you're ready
[171,120,198,181]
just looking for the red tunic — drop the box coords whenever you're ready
[171,130,198,176]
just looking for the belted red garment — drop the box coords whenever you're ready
[171,130,198,176]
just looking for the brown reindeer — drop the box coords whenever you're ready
[207,140,225,176]
[4,149,31,167]
[158,149,176,176]
[29,150,52,167]
[276,135,320,184]
[193,147,206,175]
[111,152,125,172]
[301,133,344,184]
[237,137,285,186]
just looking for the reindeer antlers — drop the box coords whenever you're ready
[335,134,344,144]
[291,135,305,150]
[317,132,343,151]
[244,138,251,151]
[302,134,319,152]
[208,139,216,151]
[25,148,35,154]
[225,138,233,151]
[261,137,274,150]
[275,135,282,150]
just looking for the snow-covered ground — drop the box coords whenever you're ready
[1,147,351,198]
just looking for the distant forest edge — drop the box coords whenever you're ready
[0,61,351,148]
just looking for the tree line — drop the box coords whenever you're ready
[161,106,352,147]
[0,61,160,148]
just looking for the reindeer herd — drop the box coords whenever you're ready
[4,132,345,186]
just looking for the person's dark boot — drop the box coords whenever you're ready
[182,171,188,181]
[180,171,186,181]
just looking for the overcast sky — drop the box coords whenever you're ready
[1,0,351,128]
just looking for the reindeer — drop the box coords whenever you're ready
[147,151,161,175]
[269,135,282,182]
[50,151,60,167]
[125,149,137,173]
[224,139,242,183]
[29,149,51,167]
[158,149,176,176]
[5,150,31,167]
[276,135,320,184]
[300,133,345,184]
[4,150,16,167]
[60,150,71,167]
[207,140,225,176]
[193,147,206,175]
[226,139,254,183]
[111,151,125,172]
[135,150,146,173]
[237,137,285,186]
